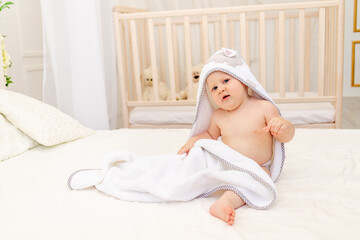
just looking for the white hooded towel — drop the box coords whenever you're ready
[68,48,285,210]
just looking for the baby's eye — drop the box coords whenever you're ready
[212,86,218,91]
[224,79,230,83]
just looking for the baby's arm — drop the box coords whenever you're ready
[263,102,295,143]
[178,111,221,155]
[177,131,213,155]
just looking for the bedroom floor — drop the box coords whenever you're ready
[342,96,360,129]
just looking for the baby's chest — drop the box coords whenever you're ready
[220,121,263,141]
[224,110,265,128]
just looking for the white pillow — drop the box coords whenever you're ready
[0,89,94,146]
[0,114,38,161]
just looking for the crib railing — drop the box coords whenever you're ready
[113,0,344,128]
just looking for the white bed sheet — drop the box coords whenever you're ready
[1,128,359,240]
[130,102,334,125]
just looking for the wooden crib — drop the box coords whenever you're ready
[113,0,344,129]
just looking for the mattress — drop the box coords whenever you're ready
[1,128,359,240]
[130,102,335,125]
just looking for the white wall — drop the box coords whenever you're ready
[1,0,359,98]
[343,0,360,96]
[0,0,43,100]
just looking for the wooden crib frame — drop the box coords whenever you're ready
[113,0,344,128]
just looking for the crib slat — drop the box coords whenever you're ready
[246,21,250,67]
[184,16,194,100]
[329,8,336,95]
[298,9,305,97]
[221,14,227,47]
[215,22,220,50]
[329,7,335,96]
[274,19,279,92]
[279,11,285,98]
[130,20,143,101]
[201,15,209,63]
[318,8,325,96]
[138,21,145,98]
[324,8,330,96]
[147,18,160,101]
[240,13,248,63]
[259,11,266,88]
[122,22,132,101]
[158,27,166,84]
[165,18,177,100]
[144,21,150,70]
[305,17,311,91]
[289,18,295,92]
[229,21,235,49]
[126,22,136,100]
[140,20,146,75]
[172,24,180,92]
[113,16,129,127]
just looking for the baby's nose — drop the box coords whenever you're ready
[218,86,225,93]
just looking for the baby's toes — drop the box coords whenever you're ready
[227,209,236,225]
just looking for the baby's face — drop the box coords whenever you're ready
[206,71,248,111]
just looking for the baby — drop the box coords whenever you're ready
[68,48,294,227]
[178,71,295,225]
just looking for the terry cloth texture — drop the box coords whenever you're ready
[69,139,276,209]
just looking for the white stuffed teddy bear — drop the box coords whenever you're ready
[177,64,203,100]
[142,67,171,101]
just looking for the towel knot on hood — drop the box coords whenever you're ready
[207,48,244,68]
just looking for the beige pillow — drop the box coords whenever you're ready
[0,89,94,146]
[0,114,38,161]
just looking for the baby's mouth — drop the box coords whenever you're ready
[222,95,230,101]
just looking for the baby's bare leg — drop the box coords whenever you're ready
[210,167,270,225]
[209,190,245,225]
[210,167,271,225]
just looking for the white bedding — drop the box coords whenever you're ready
[1,128,359,240]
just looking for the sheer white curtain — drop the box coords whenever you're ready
[40,0,117,130]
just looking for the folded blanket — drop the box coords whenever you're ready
[69,139,276,209]
[68,48,285,208]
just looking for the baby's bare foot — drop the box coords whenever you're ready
[210,200,236,225]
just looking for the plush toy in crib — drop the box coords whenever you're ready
[177,64,203,100]
[142,67,171,101]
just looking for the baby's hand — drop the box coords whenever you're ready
[177,139,195,155]
[178,131,214,155]
[263,117,295,142]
